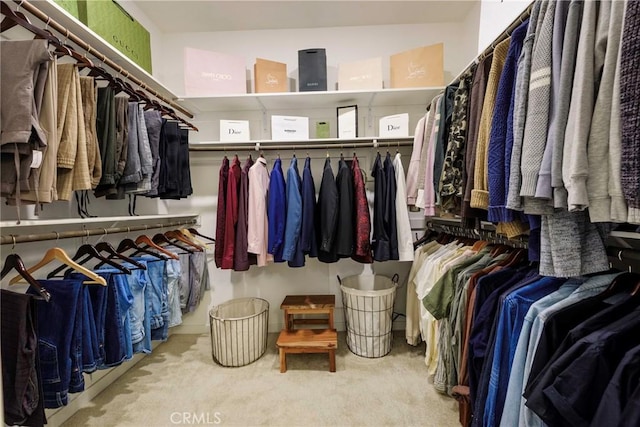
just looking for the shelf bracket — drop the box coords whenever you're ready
[256,97,268,139]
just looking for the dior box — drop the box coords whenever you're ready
[338,57,383,91]
[184,48,246,96]
[298,48,327,92]
[271,115,310,141]
[254,58,287,93]
[220,120,250,142]
[379,113,410,137]
[390,43,444,88]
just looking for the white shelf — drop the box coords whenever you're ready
[181,87,443,113]
[35,0,181,105]
[0,214,199,229]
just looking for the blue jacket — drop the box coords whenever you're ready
[300,157,318,258]
[283,156,303,265]
[268,158,286,262]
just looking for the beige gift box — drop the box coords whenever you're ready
[390,43,444,88]
[254,58,288,93]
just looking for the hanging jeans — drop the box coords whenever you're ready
[142,257,169,342]
[94,268,133,367]
[125,261,152,354]
[166,258,183,327]
[1,290,46,427]
[28,279,83,408]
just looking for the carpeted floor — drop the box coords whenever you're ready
[62,332,460,427]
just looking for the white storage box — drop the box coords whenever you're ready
[184,47,246,96]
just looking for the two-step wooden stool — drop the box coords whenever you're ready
[276,295,337,373]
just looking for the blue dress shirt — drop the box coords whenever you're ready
[267,158,286,262]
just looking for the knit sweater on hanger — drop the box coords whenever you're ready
[506,0,548,212]
[620,0,640,223]
[487,19,529,223]
[562,0,609,212]
[587,0,626,223]
[470,36,511,210]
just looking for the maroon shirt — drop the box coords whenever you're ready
[221,156,241,269]
[234,157,256,271]
[214,157,229,268]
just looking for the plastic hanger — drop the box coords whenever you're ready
[134,235,179,260]
[46,244,131,279]
[1,254,51,302]
[598,272,640,299]
[9,248,106,286]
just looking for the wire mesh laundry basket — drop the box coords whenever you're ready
[209,297,269,367]
[338,273,399,358]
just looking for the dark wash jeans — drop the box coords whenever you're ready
[28,279,83,408]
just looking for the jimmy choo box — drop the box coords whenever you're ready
[220,120,250,142]
[184,48,246,96]
[338,57,383,90]
[271,115,309,141]
[298,48,327,92]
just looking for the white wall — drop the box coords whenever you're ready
[117,0,166,75]
[477,0,531,53]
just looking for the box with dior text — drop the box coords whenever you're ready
[220,120,251,142]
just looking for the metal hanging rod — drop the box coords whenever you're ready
[607,247,640,273]
[426,219,529,248]
[0,218,198,245]
[7,0,194,120]
[189,139,413,152]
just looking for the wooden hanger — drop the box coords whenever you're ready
[187,228,215,243]
[117,237,167,260]
[471,240,489,252]
[9,248,106,286]
[152,233,194,254]
[134,235,179,260]
[1,254,51,301]
[165,230,204,251]
[179,229,209,247]
[95,241,146,270]
[598,272,640,299]
[46,243,131,279]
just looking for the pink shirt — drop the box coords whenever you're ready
[406,115,427,205]
[247,157,270,266]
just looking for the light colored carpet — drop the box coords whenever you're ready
[62,332,460,427]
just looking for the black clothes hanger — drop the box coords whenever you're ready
[46,244,131,279]
[152,233,194,254]
[117,237,168,260]
[1,254,51,302]
[94,241,146,270]
[598,272,640,299]
[188,228,215,243]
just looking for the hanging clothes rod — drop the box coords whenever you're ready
[426,219,529,248]
[6,0,194,120]
[189,139,414,152]
[606,247,640,272]
[449,1,534,85]
[0,218,198,245]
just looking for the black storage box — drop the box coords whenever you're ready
[298,48,327,92]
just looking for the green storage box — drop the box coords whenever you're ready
[53,0,80,20]
[80,0,152,73]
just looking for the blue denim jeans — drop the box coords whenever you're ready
[94,269,132,367]
[81,288,99,373]
[28,279,83,408]
[165,258,182,328]
[87,284,108,369]
[127,260,152,354]
[143,258,169,341]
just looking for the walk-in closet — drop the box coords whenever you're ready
[2,1,639,426]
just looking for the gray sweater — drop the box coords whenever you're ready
[563,0,609,212]
[587,0,626,223]
[551,0,584,209]
[506,0,547,211]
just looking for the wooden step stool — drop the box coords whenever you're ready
[276,295,337,373]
